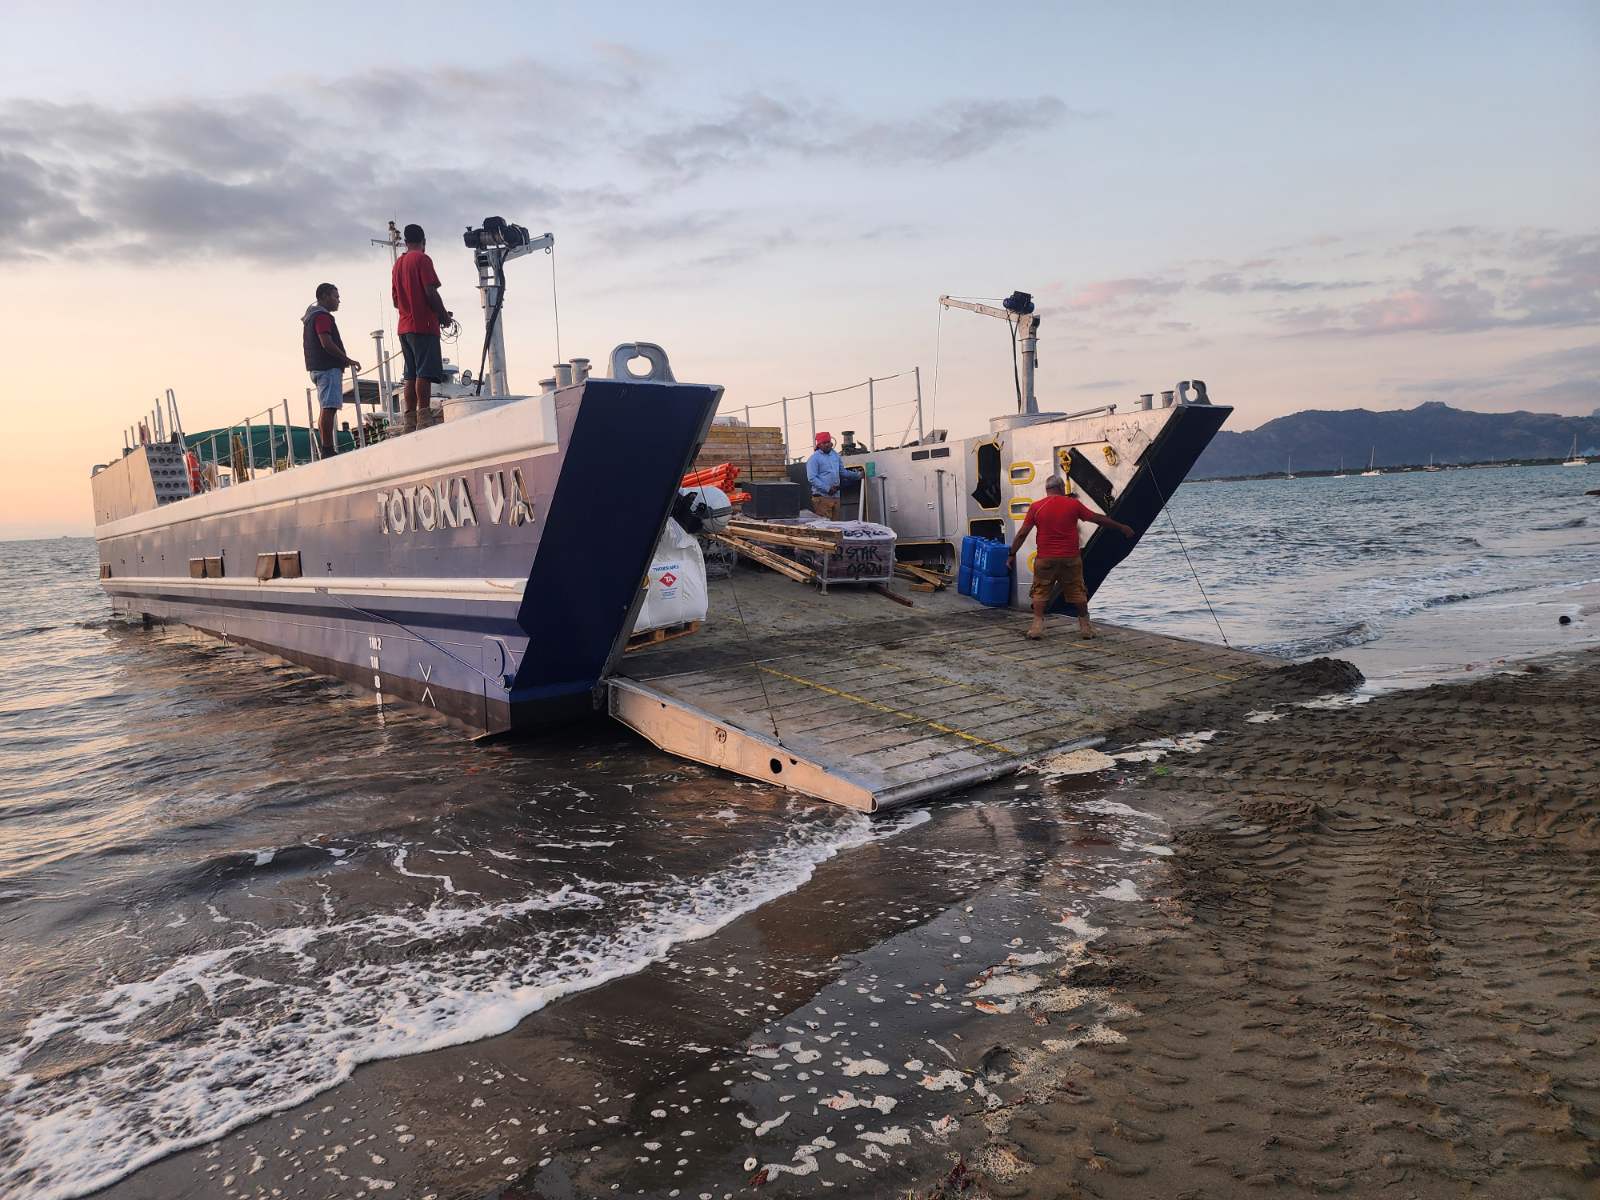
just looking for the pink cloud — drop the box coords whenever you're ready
[1064,276,1180,310]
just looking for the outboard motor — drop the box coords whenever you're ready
[671,485,734,534]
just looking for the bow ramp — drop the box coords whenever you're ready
[609,595,1278,812]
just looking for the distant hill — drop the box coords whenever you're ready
[1192,401,1600,478]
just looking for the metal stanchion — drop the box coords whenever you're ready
[867,377,876,452]
[349,366,366,448]
[914,365,924,442]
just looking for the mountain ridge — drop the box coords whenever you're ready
[1192,401,1600,478]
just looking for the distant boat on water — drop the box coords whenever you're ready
[1333,455,1347,479]
[1361,446,1382,477]
[1563,434,1590,467]
[1284,453,1295,480]
[1424,452,1440,472]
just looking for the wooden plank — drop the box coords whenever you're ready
[730,517,844,546]
[709,534,818,583]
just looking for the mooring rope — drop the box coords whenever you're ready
[1130,431,1231,648]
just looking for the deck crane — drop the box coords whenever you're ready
[464,217,555,397]
[938,291,1040,415]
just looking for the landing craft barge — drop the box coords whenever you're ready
[91,219,722,734]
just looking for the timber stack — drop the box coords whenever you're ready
[691,424,788,482]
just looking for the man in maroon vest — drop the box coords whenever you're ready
[391,224,453,434]
[302,283,361,458]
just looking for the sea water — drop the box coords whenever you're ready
[0,464,1595,1197]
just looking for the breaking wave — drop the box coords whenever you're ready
[1247,620,1382,657]
[0,810,927,1200]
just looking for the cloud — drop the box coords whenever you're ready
[0,64,1072,267]
[1197,272,1372,294]
[1387,332,1600,417]
[1273,240,1599,336]
[630,93,1079,179]
[1064,276,1181,310]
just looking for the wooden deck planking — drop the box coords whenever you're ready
[611,604,1283,811]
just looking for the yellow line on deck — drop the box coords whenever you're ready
[756,665,1019,754]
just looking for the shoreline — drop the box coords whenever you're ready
[65,645,1600,1200]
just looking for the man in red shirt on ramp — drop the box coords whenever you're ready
[1007,475,1134,641]
[391,223,453,434]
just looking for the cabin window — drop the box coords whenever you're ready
[972,442,1001,509]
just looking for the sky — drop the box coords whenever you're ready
[1,0,1596,536]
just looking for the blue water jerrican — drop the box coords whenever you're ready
[957,565,975,596]
[976,573,1011,607]
[974,539,1011,578]
[960,535,982,571]
[967,538,1011,606]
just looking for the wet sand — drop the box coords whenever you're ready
[944,647,1600,1199]
[94,649,1598,1200]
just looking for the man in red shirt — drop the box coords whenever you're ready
[391,223,453,434]
[1007,475,1133,640]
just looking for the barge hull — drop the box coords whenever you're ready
[97,377,722,733]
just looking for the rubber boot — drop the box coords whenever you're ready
[402,409,417,435]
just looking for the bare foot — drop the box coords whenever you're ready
[1079,625,1096,640]
[1026,624,1044,640]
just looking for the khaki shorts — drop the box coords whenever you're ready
[1030,555,1087,604]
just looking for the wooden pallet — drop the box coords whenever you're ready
[625,620,702,652]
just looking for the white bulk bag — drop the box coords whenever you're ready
[632,519,708,633]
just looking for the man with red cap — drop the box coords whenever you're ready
[805,431,859,520]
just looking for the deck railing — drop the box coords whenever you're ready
[182,361,398,493]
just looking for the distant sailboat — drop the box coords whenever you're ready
[1284,453,1295,480]
[1424,452,1439,472]
[1563,433,1590,467]
[1333,455,1347,479]
[1361,446,1382,477]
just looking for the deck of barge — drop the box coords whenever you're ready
[609,572,1280,811]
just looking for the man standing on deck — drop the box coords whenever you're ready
[1007,475,1134,641]
[806,432,860,520]
[302,283,360,459]
[391,223,453,434]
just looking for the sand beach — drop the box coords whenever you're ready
[919,647,1600,1199]
[79,645,1596,1200]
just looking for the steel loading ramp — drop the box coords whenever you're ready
[609,613,1279,812]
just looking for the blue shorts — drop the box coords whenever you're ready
[310,368,343,411]
[400,332,444,383]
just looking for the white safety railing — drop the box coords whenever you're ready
[130,347,409,495]
[720,367,926,463]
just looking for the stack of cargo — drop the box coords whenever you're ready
[692,424,788,482]
[794,520,896,587]
[959,535,1012,607]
